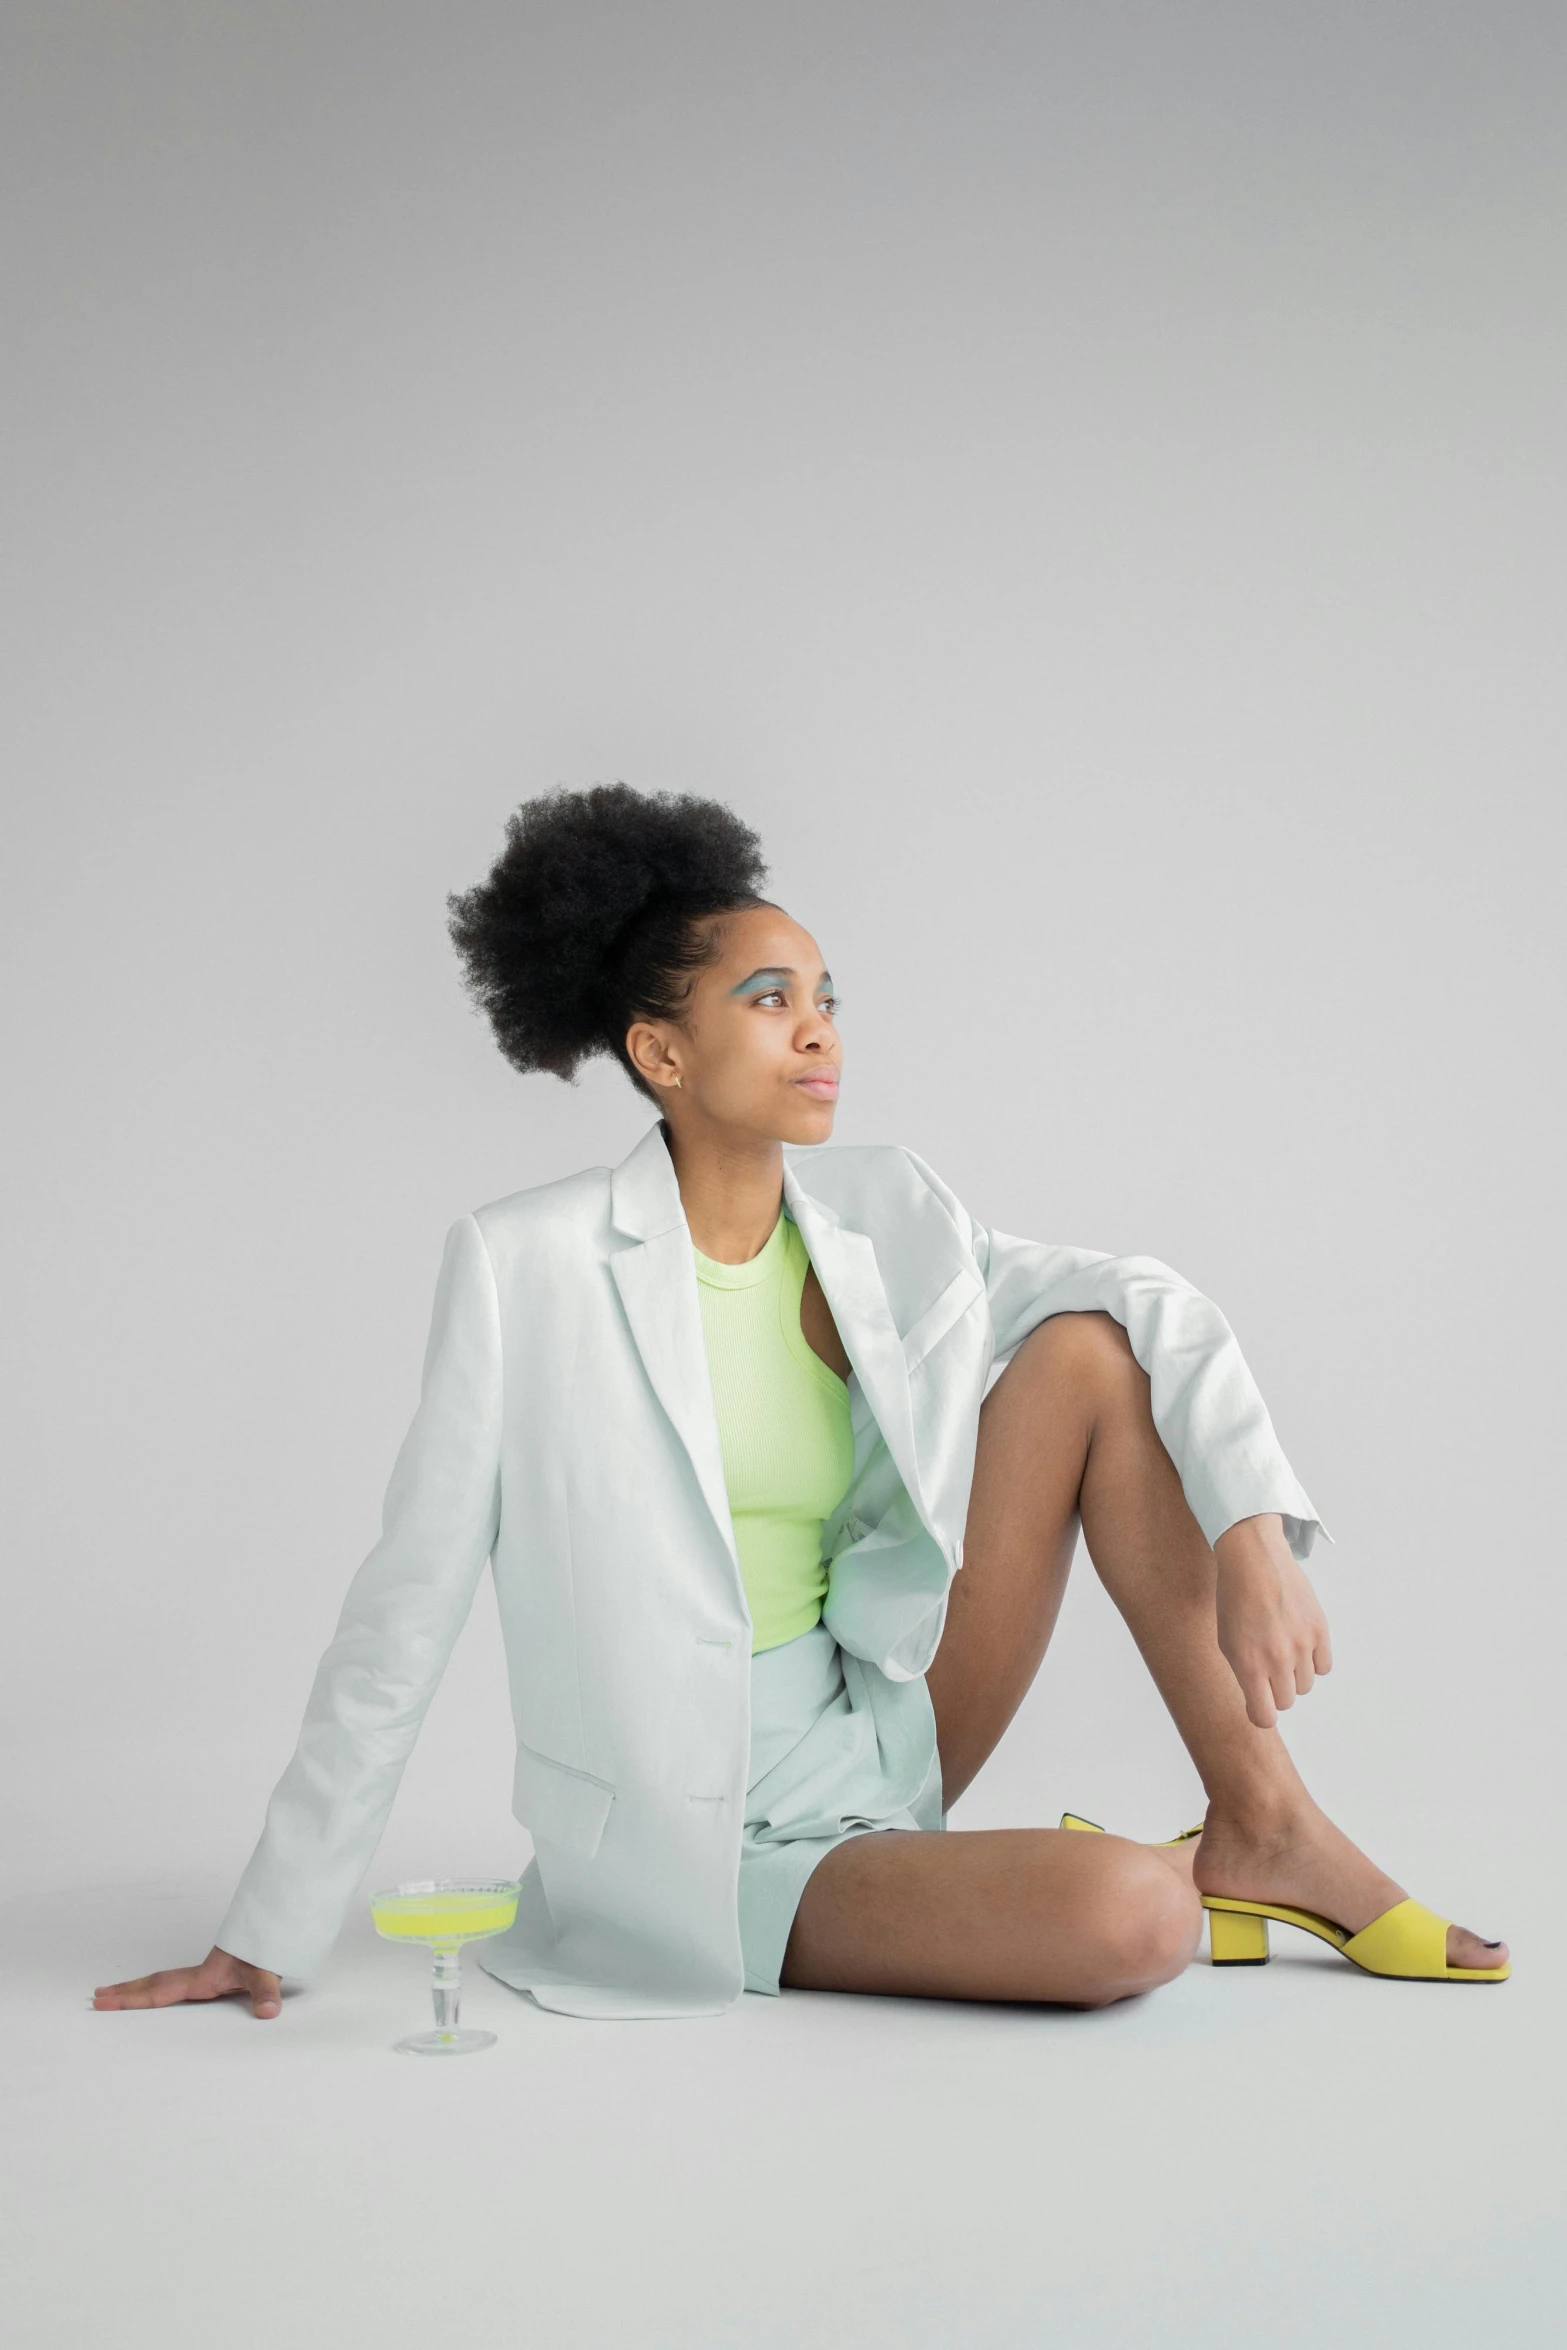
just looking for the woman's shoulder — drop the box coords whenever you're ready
[786,1138,972,1234]
[466,1160,614,1247]
[457,1137,974,1255]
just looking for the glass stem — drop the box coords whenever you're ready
[430,1945,463,2036]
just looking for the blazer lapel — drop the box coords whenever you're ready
[780,1163,930,1538]
[607,1119,937,1576]
[608,1123,741,1577]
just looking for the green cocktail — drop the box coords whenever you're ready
[369,1877,521,2055]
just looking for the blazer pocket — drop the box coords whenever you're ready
[512,1741,617,1859]
[899,1265,986,1372]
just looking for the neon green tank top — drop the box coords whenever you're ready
[692,1205,855,1654]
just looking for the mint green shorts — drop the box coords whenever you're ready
[737,1620,946,1995]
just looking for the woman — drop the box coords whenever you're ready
[94,784,1509,2024]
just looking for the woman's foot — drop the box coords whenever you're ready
[1189,1802,1508,1972]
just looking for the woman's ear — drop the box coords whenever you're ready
[625,1017,683,1096]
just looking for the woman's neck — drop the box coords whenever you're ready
[661,1116,786,1265]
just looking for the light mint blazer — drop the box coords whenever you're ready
[215,1117,1328,2019]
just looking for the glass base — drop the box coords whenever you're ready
[394,2027,497,2056]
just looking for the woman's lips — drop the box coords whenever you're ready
[794,1073,840,1097]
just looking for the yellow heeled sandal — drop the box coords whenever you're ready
[1059,1811,1205,1846]
[1201,1893,1510,1982]
[1061,1813,1509,1981]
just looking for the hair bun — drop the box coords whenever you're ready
[447,782,771,1092]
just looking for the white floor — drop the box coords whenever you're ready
[6,1824,1560,2350]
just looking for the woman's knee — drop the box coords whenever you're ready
[1015,1309,1142,1398]
[1081,1848,1203,2000]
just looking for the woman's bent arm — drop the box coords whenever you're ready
[97,1213,504,2013]
[217,1213,504,1981]
[974,1226,1328,1559]
[903,1147,1330,1562]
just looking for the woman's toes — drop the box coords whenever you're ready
[1447,1925,1508,1970]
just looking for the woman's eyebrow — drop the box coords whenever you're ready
[728,967,834,995]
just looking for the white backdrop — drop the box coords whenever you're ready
[3,7,1562,2345]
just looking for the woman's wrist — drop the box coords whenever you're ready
[1213,1512,1289,1578]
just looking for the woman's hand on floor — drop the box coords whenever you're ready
[1213,1513,1333,1730]
[92,1946,282,2019]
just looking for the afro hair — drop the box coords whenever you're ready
[446,782,776,1102]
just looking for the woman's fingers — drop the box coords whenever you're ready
[212,1946,283,2016]
[1232,1639,1324,1727]
[243,1966,283,2019]
[92,1967,202,2009]
[1240,1636,1319,1721]
[1220,1638,1279,1728]
[92,1949,282,2018]
[1241,1661,1278,1729]
[1216,1537,1333,1731]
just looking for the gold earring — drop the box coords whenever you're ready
[672,1075,683,1090]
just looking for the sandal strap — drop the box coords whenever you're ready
[1341,1897,1452,1976]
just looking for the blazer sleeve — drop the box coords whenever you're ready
[902,1149,1332,1564]
[213,1213,504,1984]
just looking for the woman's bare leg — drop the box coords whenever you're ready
[783,1312,1506,1994]
[950,1311,1504,1967]
[780,1822,1201,2004]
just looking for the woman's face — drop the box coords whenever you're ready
[627,904,842,1144]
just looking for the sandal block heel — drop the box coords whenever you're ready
[1208,1906,1270,1965]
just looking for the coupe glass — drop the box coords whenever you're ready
[369,1877,521,2055]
